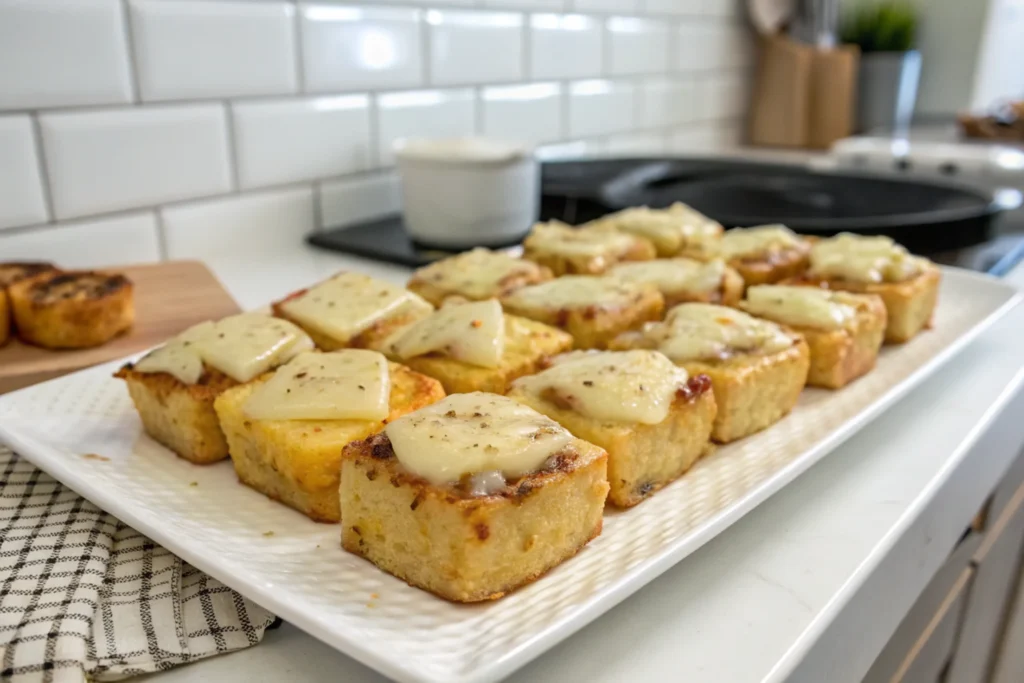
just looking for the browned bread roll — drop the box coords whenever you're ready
[0,261,60,347]
[9,270,134,349]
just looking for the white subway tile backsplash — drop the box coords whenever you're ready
[0,213,160,267]
[573,0,639,13]
[233,96,372,190]
[163,186,315,259]
[529,14,603,81]
[676,21,713,71]
[376,88,476,165]
[643,0,704,15]
[483,0,565,8]
[639,76,693,128]
[319,172,401,229]
[0,0,132,110]
[0,116,48,231]
[604,131,667,155]
[481,83,563,145]
[427,10,524,86]
[300,4,424,93]
[567,79,635,138]
[40,105,231,220]
[607,16,671,76]
[704,0,740,18]
[536,138,605,160]
[129,0,297,102]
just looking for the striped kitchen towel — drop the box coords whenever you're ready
[0,447,277,682]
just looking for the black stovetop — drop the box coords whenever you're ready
[309,157,1023,276]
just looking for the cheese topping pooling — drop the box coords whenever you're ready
[386,299,505,368]
[279,272,433,343]
[514,350,689,424]
[243,350,390,421]
[502,276,643,311]
[718,225,805,260]
[809,233,923,283]
[133,321,214,384]
[596,203,722,254]
[385,393,574,486]
[528,222,637,258]
[742,285,859,330]
[411,248,545,300]
[636,303,793,362]
[134,314,313,384]
[609,258,726,295]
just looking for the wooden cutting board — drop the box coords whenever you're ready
[0,260,240,395]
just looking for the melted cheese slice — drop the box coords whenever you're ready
[742,285,858,330]
[598,203,722,253]
[133,321,214,384]
[197,314,314,383]
[528,222,636,257]
[609,258,726,295]
[809,233,923,283]
[279,272,433,343]
[243,350,390,421]
[385,393,574,486]
[514,350,688,425]
[640,303,793,362]
[386,299,505,368]
[133,315,312,384]
[502,276,641,311]
[718,225,804,260]
[411,248,543,300]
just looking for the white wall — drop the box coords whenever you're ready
[969,0,1024,111]
[0,0,754,267]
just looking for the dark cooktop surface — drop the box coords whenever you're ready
[310,157,1019,274]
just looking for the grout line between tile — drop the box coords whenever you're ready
[28,114,57,224]
[120,0,143,104]
[153,208,170,261]
[222,103,242,192]
[290,0,306,93]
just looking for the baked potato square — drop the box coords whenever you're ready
[114,365,237,464]
[383,311,573,394]
[339,393,609,602]
[506,350,716,507]
[797,233,940,343]
[740,285,887,389]
[407,248,553,306]
[716,225,811,287]
[609,303,810,442]
[585,202,723,259]
[272,271,434,351]
[215,360,444,523]
[607,258,744,309]
[500,276,664,350]
[522,221,656,276]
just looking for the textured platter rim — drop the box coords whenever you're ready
[0,267,1019,683]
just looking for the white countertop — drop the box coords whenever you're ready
[144,247,1024,683]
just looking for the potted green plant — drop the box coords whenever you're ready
[841,1,921,133]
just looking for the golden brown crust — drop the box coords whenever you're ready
[782,267,940,344]
[384,314,574,394]
[501,286,665,350]
[0,291,9,348]
[114,364,238,464]
[0,262,59,288]
[10,270,134,349]
[729,247,810,288]
[215,361,445,522]
[340,432,608,601]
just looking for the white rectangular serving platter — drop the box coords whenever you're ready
[0,267,1018,683]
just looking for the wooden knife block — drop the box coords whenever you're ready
[750,35,859,150]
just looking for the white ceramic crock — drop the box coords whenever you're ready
[394,137,539,249]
